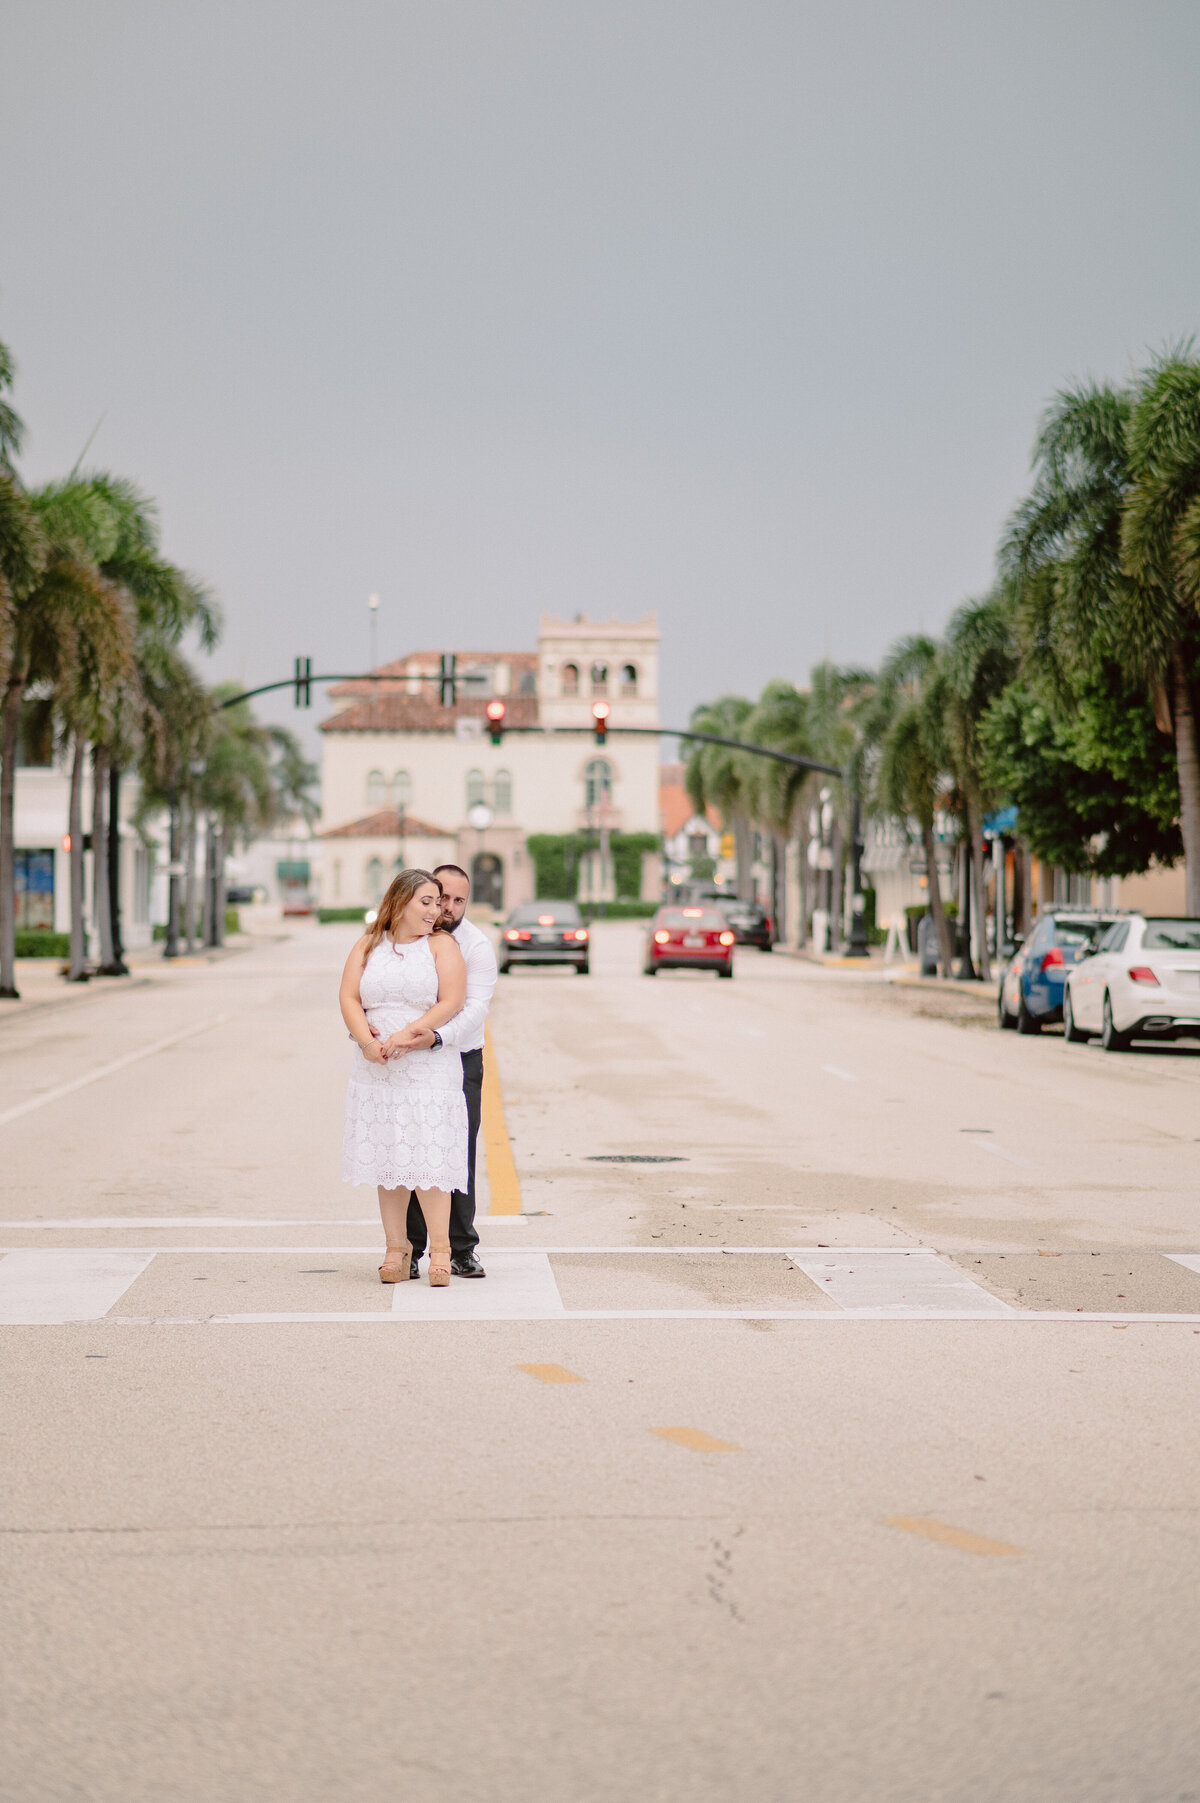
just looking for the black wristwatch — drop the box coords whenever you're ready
[430,1030,443,1048]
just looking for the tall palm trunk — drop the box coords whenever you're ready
[91,746,115,970]
[1173,650,1200,918]
[107,763,128,975]
[921,818,955,974]
[971,813,992,983]
[0,674,25,998]
[182,801,197,954]
[67,735,89,981]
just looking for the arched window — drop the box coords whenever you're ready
[620,663,638,696]
[366,769,386,808]
[493,769,513,815]
[584,758,612,810]
[561,663,579,697]
[590,662,609,696]
[392,770,411,811]
[466,768,486,809]
[366,857,385,904]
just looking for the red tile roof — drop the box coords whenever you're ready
[324,651,540,733]
[320,810,454,839]
[659,764,722,838]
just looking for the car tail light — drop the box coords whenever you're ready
[1039,947,1065,972]
[718,930,735,946]
[1128,966,1159,984]
[681,907,703,918]
[654,929,671,944]
[572,929,589,942]
[537,914,555,926]
[504,928,533,942]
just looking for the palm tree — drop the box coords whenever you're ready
[941,592,1019,982]
[1002,357,1200,914]
[864,636,957,974]
[684,695,756,896]
[743,681,813,940]
[23,484,137,980]
[0,344,47,997]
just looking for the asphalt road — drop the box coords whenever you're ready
[2,919,1199,1803]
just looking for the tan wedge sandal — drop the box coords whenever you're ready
[379,1242,413,1284]
[428,1244,452,1288]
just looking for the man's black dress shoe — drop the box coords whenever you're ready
[409,1254,421,1281]
[451,1252,486,1278]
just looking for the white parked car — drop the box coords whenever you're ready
[1064,915,1200,1051]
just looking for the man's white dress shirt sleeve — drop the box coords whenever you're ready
[437,919,498,1052]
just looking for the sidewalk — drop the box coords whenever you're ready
[0,929,270,1024]
[774,940,999,1000]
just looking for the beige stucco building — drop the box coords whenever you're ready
[317,615,662,912]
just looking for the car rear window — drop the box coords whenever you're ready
[1053,919,1113,949]
[659,910,724,929]
[509,903,581,926]
[1142,919,1200,950]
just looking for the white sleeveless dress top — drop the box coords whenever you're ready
[342,935,469,1193]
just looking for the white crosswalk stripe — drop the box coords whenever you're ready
[785,1248,1016,1317]
[0,1251,154,1324]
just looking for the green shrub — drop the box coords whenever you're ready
[224,908,241,935]
[580,900,658,920]
[526,832,660,902]
[318,907,368,924]
[15,931,69,958]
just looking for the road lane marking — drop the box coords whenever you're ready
[0,1216,529,1231]
[651,1427,740,1453]
[0,1251,154,1324]
[97,1309,1200,1325]
[1165,1254,1200,1279]
[391,1250,562,1318]
[821,1065,859,1082]
[481,1024,521,1216]
[0,1017,231,1128]
[518,1364,585,1383]
[786,1248,1015,1316]
[888,1517,1025,1556]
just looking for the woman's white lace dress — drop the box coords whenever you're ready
[342,936,469,1192]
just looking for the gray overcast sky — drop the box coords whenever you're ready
[3,1,1199,750]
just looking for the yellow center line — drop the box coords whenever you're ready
[482,1023,522,1216]
[887,1517,1025,1556]
[517,1364,585,1384]
[651,1426,740,1453]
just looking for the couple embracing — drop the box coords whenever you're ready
[338,864,498,1286]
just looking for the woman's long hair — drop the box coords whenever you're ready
[363,868,440,957]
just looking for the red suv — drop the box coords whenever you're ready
[643,906,735,978]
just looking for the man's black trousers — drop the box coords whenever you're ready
[406,1046,482,1256]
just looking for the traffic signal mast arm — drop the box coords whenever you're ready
[217,674,843,776]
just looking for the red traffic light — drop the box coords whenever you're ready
[591,700,609,744]
[486,698,506,744]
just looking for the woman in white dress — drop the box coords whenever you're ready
[339,869,469,1286]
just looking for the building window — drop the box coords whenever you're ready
[590,663,609,696]
[493,769,513,815]
[366,857,385,904]
[392,770,411,811]
[620,663,638,697]
[561,663,579,697]
[366,770,386,808]
[584,758,612,810]
[466,768,486,809]
[518,669,537,695]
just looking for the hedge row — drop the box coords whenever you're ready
[525,832,659,901]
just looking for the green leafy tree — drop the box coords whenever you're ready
[684,694,755,896]
[1003,355,1200,913]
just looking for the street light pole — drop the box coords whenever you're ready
[163,782,181,959]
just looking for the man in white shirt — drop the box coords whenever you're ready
[396,864,498,1277]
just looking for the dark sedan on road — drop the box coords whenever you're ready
[682,886,772,949]
[644,906,735,977]
[998,909,1121,1033]
[498,902,590,975]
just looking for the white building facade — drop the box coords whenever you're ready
[318,615,662,912]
